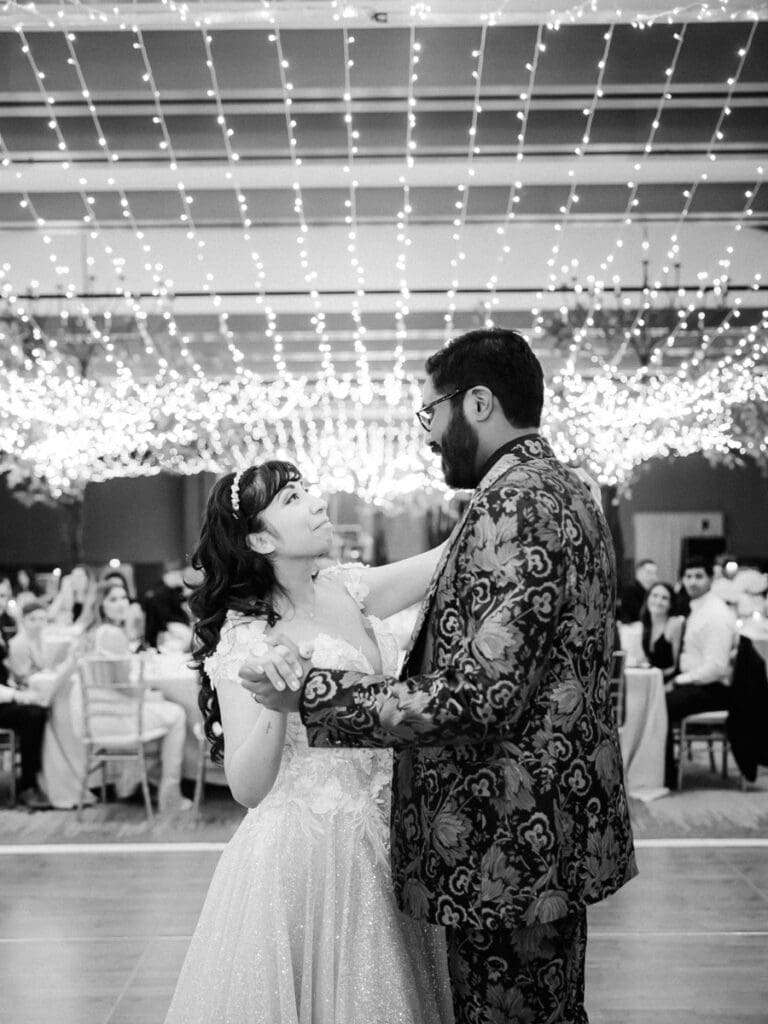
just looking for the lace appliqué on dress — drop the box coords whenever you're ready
[205,614,264,691]
[319,562,370,610]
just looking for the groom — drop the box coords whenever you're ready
[241,328,636,1024]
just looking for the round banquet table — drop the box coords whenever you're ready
[620,666,669,802]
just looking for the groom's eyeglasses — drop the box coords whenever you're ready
[415,387,471,431]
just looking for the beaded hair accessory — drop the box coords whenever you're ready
[230,469,244,519]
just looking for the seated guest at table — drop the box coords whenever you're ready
[13,568,44,611]
[81,581,190,813]
[142,562,192,649]
[8,600,82,699]
[9,601,90,808]
[641,582,686,682]
[664,558,736,789]
[0,575,18,651]
[619,558,658,623]
[102,570,145,646]
[8,601,50,682]
[86,582,143,657]
[0,582,51,808]
[0,576,18,690]
[48,564,97,631]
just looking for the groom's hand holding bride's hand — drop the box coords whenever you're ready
[239,634,313,713]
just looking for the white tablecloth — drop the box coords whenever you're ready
[620,666,669,801]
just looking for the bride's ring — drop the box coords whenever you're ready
[249,639,270,658]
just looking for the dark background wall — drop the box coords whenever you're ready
[617,453,768,571]
[0,472,210,571]
[1,454,766,580]
[84,475,185,565]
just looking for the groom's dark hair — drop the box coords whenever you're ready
[425,328,544,428]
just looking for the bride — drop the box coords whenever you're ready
[164,460,453,1024]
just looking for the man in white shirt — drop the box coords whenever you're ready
[665,558,736,789]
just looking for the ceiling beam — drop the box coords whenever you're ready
[2,0,765,32]
[3,89,767,114]
[0,153,764,193]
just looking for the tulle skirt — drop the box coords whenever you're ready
[164,796,453,1024]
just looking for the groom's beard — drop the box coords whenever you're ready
[439,410,479,489]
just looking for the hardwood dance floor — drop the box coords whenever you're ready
[1,839,767,1024]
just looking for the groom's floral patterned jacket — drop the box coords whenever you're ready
[301,434,637,933]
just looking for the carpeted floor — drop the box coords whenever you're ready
[2,761,767,845]
[629,764,768,839]
[0,784,245,844]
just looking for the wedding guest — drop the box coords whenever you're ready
[85,582,141,656]
[664,558,736,789]
[8,600,81,697]
[640,582,685,682]
[102,570,145,645]
[618,558,658,623]
[80,581,190,813]
[142,562,191,649]
[8,601,49,683]
[48,564,97,630]
[14,568,43,611]
[8,601,87,808]
[0,586,50,809]
[0,575,18,665]
[102,569,131,592]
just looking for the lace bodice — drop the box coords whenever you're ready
[206,566,396,837]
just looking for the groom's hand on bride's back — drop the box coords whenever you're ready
[239,633,313,710]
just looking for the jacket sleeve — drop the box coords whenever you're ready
[300,486,566,749]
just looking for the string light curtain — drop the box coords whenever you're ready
[0,0,766,503]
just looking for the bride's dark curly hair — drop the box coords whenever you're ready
[189,460,301,763]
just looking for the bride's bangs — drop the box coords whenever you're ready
[247,460,302,515]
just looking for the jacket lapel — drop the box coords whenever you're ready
[401,440,552,678]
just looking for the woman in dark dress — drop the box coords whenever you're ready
[640,582,685,681]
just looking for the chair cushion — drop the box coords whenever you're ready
[683,710,728,725]
[90,727,168,747]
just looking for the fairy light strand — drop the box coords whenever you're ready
[19,25,171,377]
[61,28,202,381]
[392,26,421,382]
[535,22,687,377]
[341,26,373,401]
[485,24,545,328]
[199,25,279,381]
[604,18,760,376]
[444,23,488,339]
[132,26,247,375]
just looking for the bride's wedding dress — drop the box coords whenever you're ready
[164,569,453,1024]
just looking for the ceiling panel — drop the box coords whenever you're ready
[0,3,765,395]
